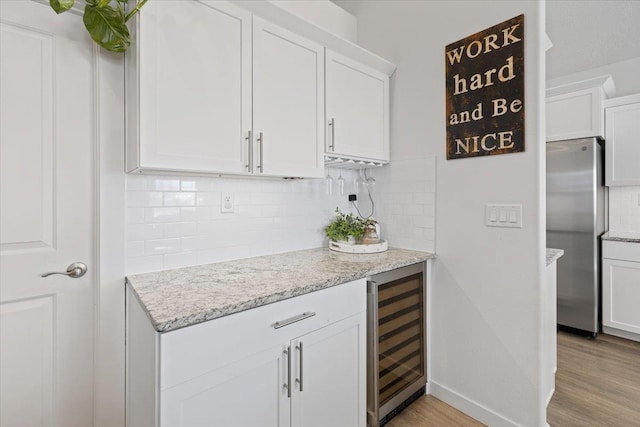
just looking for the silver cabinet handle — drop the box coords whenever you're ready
[257,132,264,173]
[245,130,253,172]
[328,118,335,151]
[41,262,88,279]
[273,311,316,329]
[296,342,304,392]
[284,346,292,398]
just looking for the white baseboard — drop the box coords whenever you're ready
[603,326,640,342]
[546,387,555,407]
[428,381,521,427]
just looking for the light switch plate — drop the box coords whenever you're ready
[485,204,522,228]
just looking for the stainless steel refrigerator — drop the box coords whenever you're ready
[546,137,606,336]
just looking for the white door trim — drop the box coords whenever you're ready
[94,49,126,426]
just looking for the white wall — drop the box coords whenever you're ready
[270,0,357,43]
[547,56,640,98]
[343,1,546,425]
[125,170,357,274]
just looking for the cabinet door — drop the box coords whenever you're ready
[326,50,389,161]
[253,17,324,178]
[161,344,290,427]
[291,313,366,427]
[546,87,604,142]
[605,102,640,186]
[602,259,640,336]
[133,0,252,174]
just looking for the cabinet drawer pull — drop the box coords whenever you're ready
[296,341,304,392]
[245,130,253,171]
[273,311,316,329]
[257,131,264,173]
[328,118,335,151]
[284,346,291,398]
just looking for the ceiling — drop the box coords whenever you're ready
[546,0,640,79]
[333,1,640,80]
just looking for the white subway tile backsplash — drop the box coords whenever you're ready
[127,191,163,207]
[145,207,181,223]
[127,255,163,275]
[163,252,198,269]
[196,246,251,265]
[164,192,196,206]
[149,178,181,191]
[371,157,436,253]
[144,238,181,255]
[127,241,145,258]
[164,222,197,238]
[196,192,222,206]
[125,171,359,274]
[127,208,145,224]
[127,223,164,241]
[180,178,216,191]
[180,206,214,222]
[609,186,640,234]
[126,175,148,191]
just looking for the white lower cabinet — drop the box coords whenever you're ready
[291,315,364,427]
[126,279,366,427]
[602,240,640,341]
[161,344,288,427]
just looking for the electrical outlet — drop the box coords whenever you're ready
[221,192,234,213]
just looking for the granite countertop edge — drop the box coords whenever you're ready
[546,248,564,266]
[601,232,640,244]
[127,248,435,333]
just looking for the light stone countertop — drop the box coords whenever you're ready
[546,248,564,266]
[127,247,434,333]
[602,232,640,244]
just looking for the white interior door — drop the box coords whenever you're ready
[1,2,96,426]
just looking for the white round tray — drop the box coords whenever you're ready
[329,240,388,254]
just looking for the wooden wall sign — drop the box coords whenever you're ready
[445,15,525,160]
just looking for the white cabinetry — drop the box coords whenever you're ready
[126,0,252,175]
[602,240,640,342]
[127,1,324,178]
[546,76,614,142]
[126,279,366,427]
[325,50,389,161]
[253,17,324,178]
[604,94,640,186]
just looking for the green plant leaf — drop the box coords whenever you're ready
[83,3,130,53]
[49,0,75,14]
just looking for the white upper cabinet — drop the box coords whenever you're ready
[252,17,325,178]
[326,50,390,161]
[546,76,614,142]
[127,0,252,175]
[126,0,395,177]
[604,94,640,186]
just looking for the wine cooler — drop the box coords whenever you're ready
[367,262,427,427]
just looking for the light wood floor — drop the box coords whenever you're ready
[385,394,483,427]
[385,331,640,426]
[547,331,640,426]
